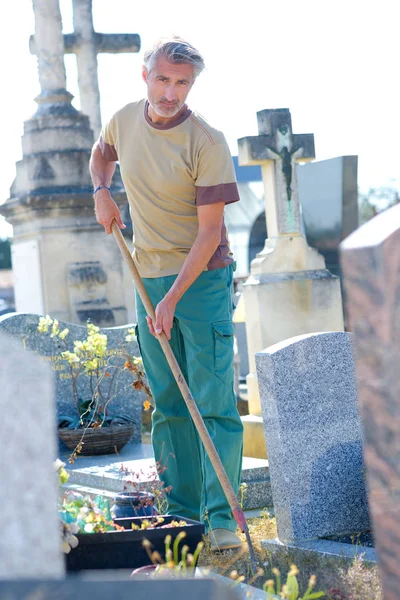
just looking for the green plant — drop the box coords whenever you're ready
[260,507,271,521]
[263,565,325,599]
[239,482,247,509]
[142,532,204,576]
[38,316,152,436]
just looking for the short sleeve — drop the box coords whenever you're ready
[195,141,240,206]
[99,116,118,161]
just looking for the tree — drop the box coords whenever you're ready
[358,185,400,225]
[0,239,11,269]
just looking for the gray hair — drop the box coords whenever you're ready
[143,36,205,78]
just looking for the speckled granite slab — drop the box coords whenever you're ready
[255,331,370,543]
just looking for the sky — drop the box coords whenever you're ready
[0,0,399,239]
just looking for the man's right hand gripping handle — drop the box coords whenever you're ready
[94,188,126,235]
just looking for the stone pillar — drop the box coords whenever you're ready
[32,0,67,94]
[238,109,344,458]
[0,0,128,326]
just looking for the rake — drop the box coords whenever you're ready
[111,221,257,572]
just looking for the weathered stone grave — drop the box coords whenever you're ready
[255,331,376,590]
[0,0,132,327]
[0,313,143,445]
[341,202,400,600]
[30,0,140,138]
[0,332,64,579]
[238,108,344,459]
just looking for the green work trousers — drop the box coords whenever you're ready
[135,264,243,532]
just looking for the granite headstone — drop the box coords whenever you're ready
[0,332,64,579]
[255,331,370,543]
[0,313,143,444]
[341,203,400,600]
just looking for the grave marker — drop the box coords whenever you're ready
[341,203,400,600]
[0,332,64,579]
[238,109,344,459]
[255,331,370,542]
[0,313,143,444]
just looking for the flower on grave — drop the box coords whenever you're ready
[38,315,54,333]
[37,316,153,449]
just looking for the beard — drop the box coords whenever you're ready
[150,98,183,118]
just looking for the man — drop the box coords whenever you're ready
[90,36,243,550]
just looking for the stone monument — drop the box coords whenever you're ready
[0,0,136,326]
[341,203,400,600]
[255,331,370,543]
[0,332,64,579]
[238,109,344,458]
[29,0,140,138]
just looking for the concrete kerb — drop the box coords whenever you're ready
[262,538,377,593]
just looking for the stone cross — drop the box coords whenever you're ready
[30,0,140,138]
[341,203,400,600]
[238,109,315,238]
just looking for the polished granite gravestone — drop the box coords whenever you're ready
[255,331,370,543]
[0,313,142,444]
[0,332,64,579]
[341,203,400,600]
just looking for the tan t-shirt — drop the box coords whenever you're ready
[100,98,239,278]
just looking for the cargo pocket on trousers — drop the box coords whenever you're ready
[212,320,235,385]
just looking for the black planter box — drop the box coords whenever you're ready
[66,515,205,572]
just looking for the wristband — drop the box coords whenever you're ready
[93,185,111,195]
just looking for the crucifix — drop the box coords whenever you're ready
[238,108,315,240]
[30,0,140,138]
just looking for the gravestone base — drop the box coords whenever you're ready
[243,269,344,457]
[241,414,267,460]
[60,443,273,512]
[261,538,377,595]
[250,234,325,276]
[9,215,129,326]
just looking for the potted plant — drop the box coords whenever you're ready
[56,462,204,572]
[38,316,152,457]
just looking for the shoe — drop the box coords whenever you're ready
[208,528,242,551]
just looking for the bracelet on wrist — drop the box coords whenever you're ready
[93,185,111,195]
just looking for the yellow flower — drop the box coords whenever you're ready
[87,323,100,334]
[50,319,60,338]
[38,314,53,333]
[308,574,317,587]
[125,328,136,343]
[58,328,69,340]
[61,351,80,364]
